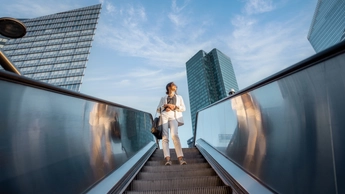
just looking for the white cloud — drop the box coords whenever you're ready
[3,0,76,18]
[168,0,190,27]
[83,76,115,82]
[95,12,212,68]
[105,2,116,14]
[122,69,162,78]
[168,13,188,27]
[110,69,186,91]
[244,0,275,15]
[171,0,189,13]
[226,12,316,89]
[113,79,131,86]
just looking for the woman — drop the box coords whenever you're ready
[157,82,187,165]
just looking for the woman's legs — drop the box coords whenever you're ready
[161,111,186,165]
[169,119,184,158]
[161,112,170,160]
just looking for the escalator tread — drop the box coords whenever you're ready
[124,148,232,194]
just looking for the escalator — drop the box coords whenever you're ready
[1,41,345,194]
[124,148,232,194]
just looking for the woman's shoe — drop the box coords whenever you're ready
[179,158,187,165]
[165,160,172,166]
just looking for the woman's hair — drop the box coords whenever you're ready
[166,82,178,94]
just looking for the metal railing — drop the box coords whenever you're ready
[0,70,156,193]
[194,41,345,193]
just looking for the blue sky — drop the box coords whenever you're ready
[1,0,318,147]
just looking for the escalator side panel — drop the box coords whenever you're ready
[0,78,155,193]
[195,50,345,193]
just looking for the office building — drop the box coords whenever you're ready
[1,4,101,91]
[186,48,239,140]
[0,35,9,49]
[308,0,345,53]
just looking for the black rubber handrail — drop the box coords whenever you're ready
[193,40,345,145]
[199,40,345,112]
[0,68,151,117]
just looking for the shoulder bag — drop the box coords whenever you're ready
[151,110,162,139]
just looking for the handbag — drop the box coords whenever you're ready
[151,112,162,139]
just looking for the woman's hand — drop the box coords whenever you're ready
[164,104,176,111]
[168,104,176,110]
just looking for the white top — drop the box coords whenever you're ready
[157,94,186,126]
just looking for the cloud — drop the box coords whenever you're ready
[105,2,116,14]
[83,76,115,82]
[171,0,189,13]
[226,12,316,89]
[110,69,186,91]
[168,14,188,27]
[84,66,186,92]
[95,3,213,68]
[113,79,130,86]
[168,0,190,27]
[122,69,162,78]
[244,0,275,15]
[3,0,76,18]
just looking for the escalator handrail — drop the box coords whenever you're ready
[192,40,345,146]
[0,69,152,117]
[198,40,345,112]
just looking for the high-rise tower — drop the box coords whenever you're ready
[1,4,101,91]
[308,0,345,53]
[186,48,239,138]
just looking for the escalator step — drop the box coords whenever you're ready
[151,151,202,157]
[141,163,210,172]
[153,148,199,154]
[130,176,224,191]
[149,155,203,161]
[124,186,232,194]
[145,158,206,166]
[137,169,217,180]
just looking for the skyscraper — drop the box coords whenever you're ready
[1,4,101,91]
[186,48,239,137]
[308,0,345,53]
[0,35,9,49]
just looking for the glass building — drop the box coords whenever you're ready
[0,35,9,49]
[308,0,345,53]
[186,48,239,137]
[1,4,101,91]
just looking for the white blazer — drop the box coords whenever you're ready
[157,94,186,126]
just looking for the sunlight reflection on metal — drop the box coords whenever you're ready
[0,76,155,193]
[195,49,345,193]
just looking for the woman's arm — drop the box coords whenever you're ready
[175,95,186,112]
[157,97,165,113]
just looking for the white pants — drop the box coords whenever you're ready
[161,110,184,159]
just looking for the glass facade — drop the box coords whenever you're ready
[1,4,101,91]
[308,0,345,53]
[186,48,239,135]
[0,35,9,49]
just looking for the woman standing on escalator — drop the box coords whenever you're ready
[157,82,187,166]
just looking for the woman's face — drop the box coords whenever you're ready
[169,83,177,92]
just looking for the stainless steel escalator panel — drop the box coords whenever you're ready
[87,142,156,194]
[0,76,155,193]
[195,49,345,193]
